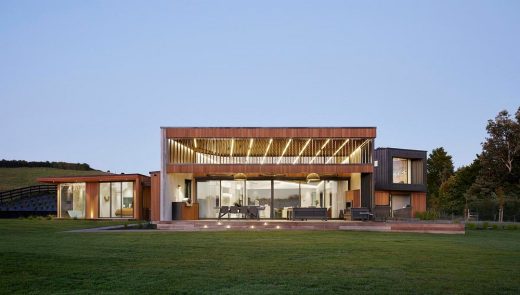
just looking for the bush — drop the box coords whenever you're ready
[482,222,489,230]
[416,210,440,220]
[466,223,476,230]
[492,224,498,230]
[506,224,518,230]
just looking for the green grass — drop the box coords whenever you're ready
[0,167,109,191]
[0,220,519,294]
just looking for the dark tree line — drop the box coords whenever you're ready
[0,160,93,171]
[427,107,520,221]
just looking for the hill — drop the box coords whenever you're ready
[0,167,110,191]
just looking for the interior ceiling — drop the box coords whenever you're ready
[171,138,370,157]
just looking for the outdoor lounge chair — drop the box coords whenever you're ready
[218,206,230,219]
[246,206,260,220]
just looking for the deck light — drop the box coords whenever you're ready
[276,138,292,164]
[293,139,311,164]
[263,222,268,226]
[203,225,208,229]
[217,222,222,225]
[250,225,255,229]
[276,225,280,229]
[326,139,349,164]
[261,139,273,164]
[226,225,231,229]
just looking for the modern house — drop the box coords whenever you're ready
[38,127,427,221]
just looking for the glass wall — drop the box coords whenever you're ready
[197,180,220,218]
[246,180,271,218]
[98,182,134,218]
[273,181,300,219]
[196,179,349,219]
[59,183,86,218]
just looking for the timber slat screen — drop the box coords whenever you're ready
[168,138,374,165]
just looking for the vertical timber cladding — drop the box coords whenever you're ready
[150,172,161,222]
[361,173,373,208]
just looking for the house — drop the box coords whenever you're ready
[38,127,427,221]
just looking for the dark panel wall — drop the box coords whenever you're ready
[374,148,427,192]
[361,173,373,208]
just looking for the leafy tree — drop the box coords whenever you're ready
[427,147,454,209]
[438,158,480,215]
[468,107,520,221]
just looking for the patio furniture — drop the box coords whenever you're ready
[218,206,230,219]
[287,207,327,221]
[393,207,412,219]
[373,206,391,221]
[246,206,260,220]
[351,207,373,221]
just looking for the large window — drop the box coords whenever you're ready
[59,183,86,218]
[99,182,134,218]
[196,179,349,219]
[393,158,411,184]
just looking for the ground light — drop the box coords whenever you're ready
[276,225,280,229]
[217,222,222,225]
[226,225,230,229]
[250,225,255,229]
[263,222,268,226]
[203,225,208,229]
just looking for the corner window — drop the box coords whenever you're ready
[393,158,411,184]
[99,182,134,218]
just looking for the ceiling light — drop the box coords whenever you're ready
[277,139,292,164]
[306,173,320,182]
[261,138,273,164]
[293,139,311,164]
[233,173,247,180]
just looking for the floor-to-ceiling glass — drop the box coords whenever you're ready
[59,183,86,218]
[98,182,134,218]
[197,180,221,218]
[273,180,300,219]
[246,180,271,218]
[196,179,348,219]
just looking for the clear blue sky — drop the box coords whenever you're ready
[1,0,518,174]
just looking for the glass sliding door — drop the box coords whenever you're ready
[197,180,220,218]
[98,182,134,218]
[58,183,85,218]
[246,180,271,218]
[99,183,111,218]
[273,180,300,219]
[220,180,245,207]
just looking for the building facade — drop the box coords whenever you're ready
[39,127,427,221]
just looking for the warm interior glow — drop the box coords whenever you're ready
[310,138,330,164]
[246,138,254,163]
[230,138,235,157]
[276,138,292,164]
[326,139,349,164]
[261,138,273,164]
[293,139,311,164]
[193,138,197,148]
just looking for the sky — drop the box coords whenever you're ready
[1,0,519,174]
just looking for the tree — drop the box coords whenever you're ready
[438,158,480,215]
[427,147,454,209]
[468,107,520,221]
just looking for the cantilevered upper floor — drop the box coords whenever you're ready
[161,127,376,176]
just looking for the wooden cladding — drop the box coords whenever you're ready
[168,163,373,176]
[346,190,361,208]
[164,127,376,139]
[375,191,390,206]
[168,138,374,165]
[150,172,161,221]
[411,192,426,217]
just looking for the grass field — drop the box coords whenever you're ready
[0,219,519,294]
[0,168,109,191]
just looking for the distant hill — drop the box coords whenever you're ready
[0,167,110,191]
[0,159,94,171]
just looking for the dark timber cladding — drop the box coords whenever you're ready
[374,148,427,192]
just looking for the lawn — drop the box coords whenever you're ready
[0,220,519,294]
[0,168,109,191]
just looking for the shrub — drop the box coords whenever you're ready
[138,223,143,229]
[492,224,498,230]
[482,222,489,230]
[506,224,518,230]
[466,223,476,230]
[416,210,440,220]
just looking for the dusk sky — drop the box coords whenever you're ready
[1,0,519,174]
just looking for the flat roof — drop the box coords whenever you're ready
[38,173,150,184]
